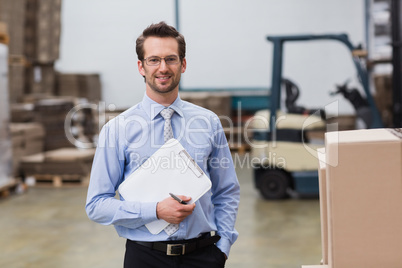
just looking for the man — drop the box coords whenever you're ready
[85,21,240,267]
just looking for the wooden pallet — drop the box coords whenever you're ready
[224,126,252,155]
[0,179,20,199]
[31,174,89,188]
[229,143,251,155]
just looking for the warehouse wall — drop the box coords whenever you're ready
[56,0,365,114]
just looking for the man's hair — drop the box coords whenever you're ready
[136,21,186,61]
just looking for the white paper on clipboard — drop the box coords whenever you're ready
[118,138,212,235]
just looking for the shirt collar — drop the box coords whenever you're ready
[141,93,184,120]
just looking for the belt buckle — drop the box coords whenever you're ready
[167,244,185,256]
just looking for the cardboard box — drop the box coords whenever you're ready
[55,73,80,96]
[56,73,102,102]
[20,147,95,176]
[24,0,61,62]
[180,91,232,127]
[79,73,102,102]
[180,91,231,117]
[10,103,35,122]
[0,0,26,54]
[33,97,75,150]
[25,63,56,95]
[317,147,328,265]
[9,122,45,141]
[10,122,45,176]
[325,128,402,268]
[8,62,25,103]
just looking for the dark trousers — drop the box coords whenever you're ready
[124,239,226,268]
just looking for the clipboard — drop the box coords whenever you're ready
[118,139,212,234]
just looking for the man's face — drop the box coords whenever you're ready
[138,37,186,96]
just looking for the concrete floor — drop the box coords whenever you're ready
[0,157,322,268]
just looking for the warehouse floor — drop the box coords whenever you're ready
[0,155,322,268]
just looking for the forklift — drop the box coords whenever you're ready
[250,33,383,199]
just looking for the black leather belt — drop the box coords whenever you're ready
[132,232,221,256]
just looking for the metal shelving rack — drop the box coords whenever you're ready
[391,0,402,127]
[365,0,402,127]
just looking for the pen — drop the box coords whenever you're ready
[169,193,187,204]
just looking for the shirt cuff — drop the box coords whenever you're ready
[140,201,158,223]
[216,236,232,258]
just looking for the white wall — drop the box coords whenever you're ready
[56,0,365,114]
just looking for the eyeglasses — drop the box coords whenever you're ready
[143,55,180,66]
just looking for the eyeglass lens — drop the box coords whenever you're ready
[146,56,179,66]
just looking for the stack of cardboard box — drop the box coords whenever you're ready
[180,91,250,149]
[1,0,103,102]
[0,0,26,103]
[1,1,100,189]
[33,98,75,151]
[0,0,62,101]
[79,73,102,102]
[10,103,34,122]
[8,56,26,103]
[180,92,232,125]
[24,0,61,63]
[9,122,44,176]
[20,147,95,186]
[1,0,102,149]
[306,128,402,268]
[0,0,26,55]
[25,63,56,95]
[55,73,80,97]
[180,91,256,152]
[180,91,254,151]
[24,0,61,96]
[0,20,22,194]
[74,106,98,145]
[7,96,98,180]
[56,73,102,102]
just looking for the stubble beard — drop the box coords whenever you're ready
[145,66,182,95]
[147,76,180,95]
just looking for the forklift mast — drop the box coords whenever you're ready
[267,33,383,138]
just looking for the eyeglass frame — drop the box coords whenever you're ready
[142,55,182,66]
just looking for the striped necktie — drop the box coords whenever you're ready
[160,107,179,235]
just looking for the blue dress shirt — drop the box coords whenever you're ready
[85,93,240,257]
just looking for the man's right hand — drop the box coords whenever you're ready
[156,195,195,224]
